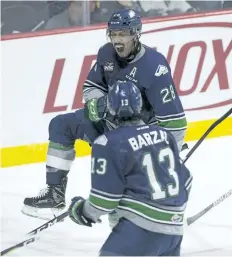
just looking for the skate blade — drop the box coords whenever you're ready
[21,205,65,221]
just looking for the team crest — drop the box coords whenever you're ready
[104,62,114,72]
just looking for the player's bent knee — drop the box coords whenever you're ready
[48,113,78,145]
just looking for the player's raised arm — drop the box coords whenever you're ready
[145,53,187,150]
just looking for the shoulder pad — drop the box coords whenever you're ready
[145,46,165,60]
[98,43,116,62]
[94,134,108,146]
[100,42,114,49]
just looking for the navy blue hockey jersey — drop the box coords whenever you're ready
[84,124,192,235]
[83,43,187,133]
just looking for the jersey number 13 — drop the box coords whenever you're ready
[142,148,179,200]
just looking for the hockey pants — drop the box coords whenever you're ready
[100,218,183,256]
[46,108,107,184]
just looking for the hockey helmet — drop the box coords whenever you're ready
[107,81,143,121]
[107,9,142,59]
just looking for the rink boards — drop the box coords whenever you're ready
[1,10,232,167]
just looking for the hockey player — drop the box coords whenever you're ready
[68,81,192,256]
[22,8,187,219]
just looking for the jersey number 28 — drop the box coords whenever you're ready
[142,147,179,200]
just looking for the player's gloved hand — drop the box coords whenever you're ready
[84,95,108,122]
[68,197,95,227]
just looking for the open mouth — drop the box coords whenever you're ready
[114,43,124,53]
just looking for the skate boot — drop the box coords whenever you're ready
[22,177,67,220]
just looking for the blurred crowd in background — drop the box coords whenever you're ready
[1,0,232,35]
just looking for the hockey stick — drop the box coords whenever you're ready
[27,211,68,236]
[187,188,232,225]
[183,107,232,163]
[184,107,232,226]
[0,211,68,256]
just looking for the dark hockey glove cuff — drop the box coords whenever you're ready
[68,197,95,227]
[84,95,108,122]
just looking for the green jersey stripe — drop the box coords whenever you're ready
[122,198,185,214]
[119,199,184,224]
[89,193,120,210]
[158,117,187,130]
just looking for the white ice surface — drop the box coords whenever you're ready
[1,136,232,256]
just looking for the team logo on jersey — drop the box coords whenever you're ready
[155,65,168,77]
[171,214,183,223]
[104,62,114,71]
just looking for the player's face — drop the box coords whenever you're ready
[109,29,135,58]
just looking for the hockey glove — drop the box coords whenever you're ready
[84,95,107,122]
[68,197,95,227]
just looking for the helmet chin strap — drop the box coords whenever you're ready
[128,37,141,60]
